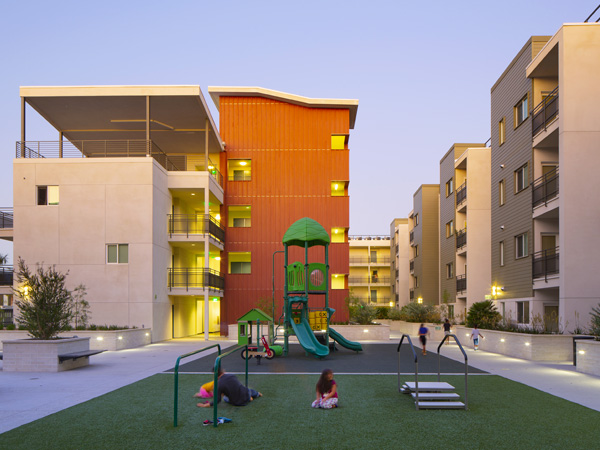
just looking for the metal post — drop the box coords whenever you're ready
[59,131,63,158]
[204,187,210,341]
[20,97,26,157]
[205,118,209,173]
[146,96,151,156]
[272,250,284,344]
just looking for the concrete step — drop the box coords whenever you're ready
[416,401,465,409]
[404,381,455,392]
[411,392,460,400]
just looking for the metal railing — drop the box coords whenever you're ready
[0,266,13,286]
[532,167,559,208]
[532,247,559,281]
[409,289,414,300]
[168,268,224,291]
[456,274,466,293]
[349,257,370,264]
[456,229,467,249]
[15,140,224,187]
[168,214,224,242]
[348,235,390,241]
[456,181,467,206]
[228,174,251,181]
[397,334,421,409]
[0,208,13,228]
[1,308,13,325]
[437,334,468,410]
[409,259,414,272]
[532,87,559,136]
[348,276,391,285]
[409,231,414,242]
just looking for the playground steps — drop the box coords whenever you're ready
[402,382,465,410]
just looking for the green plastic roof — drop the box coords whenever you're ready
[237,308,273,322]
[282,217,330,247]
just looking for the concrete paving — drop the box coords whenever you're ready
[1,334,599,435]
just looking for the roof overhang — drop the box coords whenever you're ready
[208,86,359,129]
[20,85,224,154]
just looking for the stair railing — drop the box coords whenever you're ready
[397,334,421,410]
[436,334,469,410]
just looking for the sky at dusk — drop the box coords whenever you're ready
[0,1,594,262]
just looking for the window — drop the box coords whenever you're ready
[446,220,454,238]
[37,186,59,205]
[514,95,529,127]
[331,135,347,150]
[446,262,454,279]
[515,164,528,193]
[413,214,419,226]
[499,180,505,206]
[331,274,346,290]
[517,301,530,324]
[413,276,419,288]
[107,244,128,264]
[228,205,251,228]
[229,252,251,274]
[227,159,251,181]
[331,228,346,243]
[446,178,454,197]
[331,181,347,197]
[499,241,505,266]
[413,245,419,258]
[499,117,506,145]
[515,233,528,259]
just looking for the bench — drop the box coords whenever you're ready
[58,350,105,363]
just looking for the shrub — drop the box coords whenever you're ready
[400,303,436,323]
[348,299,376,325]
[71,284,91,329]
[375,307,389,320]
[6,323,16,330]
[466,300,502,329]
[388,308,402,321]
[13,258,74,340]
[590,304,600,337]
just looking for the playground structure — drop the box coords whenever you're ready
[278,217,362,358]
[236,309,282,363]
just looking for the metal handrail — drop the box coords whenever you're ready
[168,268,225,291]
[531,87,559,136]
[456,274,466,293]
[456,181,467,206]
[532,247,559,281]
[0,208,13,229]
[348,235,390,241]
[0,266,13,286]
[211,345,249,427]
[437,334,469,410]
[532,167,559,208]
[348,277,391,284]
[456,229,467,249]
[397,334,420,410]
[173,343,222,427]
[168,214,224,242]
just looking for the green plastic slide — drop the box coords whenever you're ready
[290,318,329,358]
[329,327,363,352]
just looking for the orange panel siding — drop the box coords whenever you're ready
[219,96,351,332]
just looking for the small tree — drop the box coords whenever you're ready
[71,284,91,329]
[590,303,600,338]
[0,253,8,265]
[466,300,502,329]
[13,258,74,339]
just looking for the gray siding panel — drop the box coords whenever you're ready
[440,150,456,302]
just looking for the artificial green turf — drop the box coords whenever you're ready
[1,374,598,450]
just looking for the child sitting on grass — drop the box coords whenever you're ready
[311,368,338,409]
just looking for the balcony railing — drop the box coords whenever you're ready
[0,266,13,286]
[0,208,13,228]
[348,277,391,285]
[456,274,466,293]
[15,140,224,187]
[1,308,13,325]
[409,259,414,272]
[532,247,559,280]
[168,268,224,291]
[349,235,390,241]
[456,229,467,249]
[409,288,414,300]
[456,181,467,206]
[349,257,390,265]
[409,231,414,242]
[532,87,559,136]
[532,167,559,208]
[168,214,224,242]
[349,257,370,264]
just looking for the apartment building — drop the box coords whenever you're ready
[390,218,410,308]
[439,143,490,319]
[409,185,439,306]
[11,85,357,341]
[208,87,357,332]
[348,235,392,306]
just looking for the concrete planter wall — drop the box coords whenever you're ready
[453,326,575,361]
[3,337,91,372]
[575,339,600,376]
[375,320,447,341]
[0,328,151,351]
[227,324,389,342]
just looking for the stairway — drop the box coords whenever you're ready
[401,381,465,409]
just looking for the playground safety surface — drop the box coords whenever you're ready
[167,343,487,374]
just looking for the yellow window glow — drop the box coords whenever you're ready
[331,135,346,150]
[331,228,346,243]
[331,274,345,290]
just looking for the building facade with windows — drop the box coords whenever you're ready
[409,185,439,306]
[439,143,490,320]
[348,235,392,306]
[390,218,410,309]
[11,85,358,341]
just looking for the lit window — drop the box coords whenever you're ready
[331,135,347,150]
[499,241,504,266]
[229,252,251,274]
[228,205,251,228]
[227,160,251,181]
[446,262,454,279]
[331,274,346,290]
[107,244,128,264]
[515,233,528,259]
[514,95,529,127]
[37,186,59,205]
[446,220,454,238]
[331,181,347,197]
[515,164,528,193]
[446,179,454,197]
[499,180,505,206]
[331,228,346,243]
[499,117,506,145]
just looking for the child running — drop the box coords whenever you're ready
[311,368,338,409]
[471,325,484,351]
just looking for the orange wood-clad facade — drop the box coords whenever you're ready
[218,96,352,333]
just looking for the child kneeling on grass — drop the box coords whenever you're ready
[197,368,262,408]
[193,380,214,399]
[311,368,338,409]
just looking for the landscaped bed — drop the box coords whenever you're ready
[1,373,598,449]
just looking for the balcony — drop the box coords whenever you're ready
[369,257,390,265]
[16,140,224,187]
[409,231,414,243]
[409,289,414,300]
[456,274,466,294]
[456,181,467,208]
[456,229,467,250]
[532,247,559,281]
[349,257,370,265]
[532,87,558,137]
[1,308,13,325]
[0,208,13,228]
[168,268,224,292]
[409,259,414,273]
[532,167,558,209]
[168,214,224,243]
[348,276,390,285]
[0,266,13,286]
